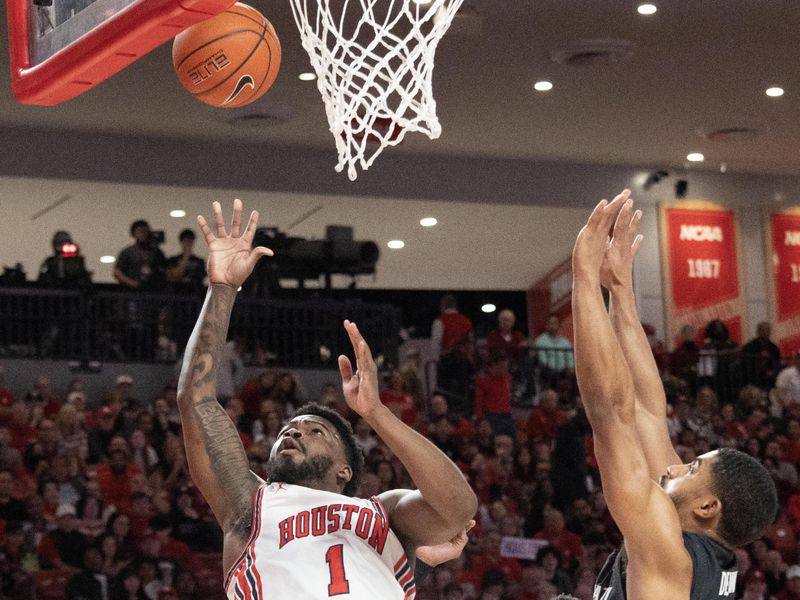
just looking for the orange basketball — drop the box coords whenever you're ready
[172,3,281,108]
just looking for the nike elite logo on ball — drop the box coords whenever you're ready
[188,50,231,86]
[224,75,255,105]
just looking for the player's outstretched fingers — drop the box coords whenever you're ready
[338,355,354,383]
[196,215,215,245]
[612,197,634,242]
[230,198,243,238]
[632,233,644,255]
[243,210,260,244]
[212,201,227,237]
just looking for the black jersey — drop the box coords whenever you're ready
[593,532,738,600]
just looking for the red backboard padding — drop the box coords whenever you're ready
[8,0,237,105]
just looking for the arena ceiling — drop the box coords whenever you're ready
[1,0,800,176]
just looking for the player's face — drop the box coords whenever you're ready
[659,450,720,504]
[270,415,346,466]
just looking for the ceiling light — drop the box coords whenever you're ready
[387,240,405,249]
[534,81,553,92]
[481,303,497,313]
[100,256,116,264]
[412,0,433,4]
[637,3,657,15]
[686,152,705,162]
[170,209,186,218]
[420,217,438,227]
[298,72,316,81]
[766,87,784,97]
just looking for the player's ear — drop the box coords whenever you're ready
[693,495,722,521]
[337,463,353,488]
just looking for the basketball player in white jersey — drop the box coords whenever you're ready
[572,191,777,600]
[176,200,478,600]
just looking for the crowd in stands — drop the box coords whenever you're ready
[1,299,800,600]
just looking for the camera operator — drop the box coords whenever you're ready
[166,229,206,295]
[38,230,92,288]
[114,220,166,291]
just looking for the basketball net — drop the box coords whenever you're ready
[290,0,464,180]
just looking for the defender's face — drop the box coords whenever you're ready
[659,450,720,502]
[270,415,346,466]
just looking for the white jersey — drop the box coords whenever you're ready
[225,483,416,600]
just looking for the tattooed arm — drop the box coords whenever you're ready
[176,200,272,573]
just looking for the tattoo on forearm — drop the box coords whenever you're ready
[178,287,254,536]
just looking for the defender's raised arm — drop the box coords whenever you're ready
[600,200,681,480]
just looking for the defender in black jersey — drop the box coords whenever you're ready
[571,192,777,600]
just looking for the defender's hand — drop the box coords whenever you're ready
[338,320,382,419]
[197,199,273,289]
[599,195,643,291]
[572,190,630,281]
[415,520,475,567]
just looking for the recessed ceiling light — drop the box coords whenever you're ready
[100,255,116,264]
[534,80,553,92]
[686,152,705,162]
[387,240,405,249]
[298,72,316,81]
[170,209,186,218]
[637,3,657,15]
[481,303,497,313]
[420,217,438,227]
[766,86,784,97]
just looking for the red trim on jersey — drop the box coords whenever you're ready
[370,496,389,522]
[225,484,266,592]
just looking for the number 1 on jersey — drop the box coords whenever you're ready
[326,544,350,596]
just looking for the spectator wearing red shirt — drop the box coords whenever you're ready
[96,443,142,512]
[428,394,474,440]
[432,294,474,415]
[237,369,276,421]
[7,402,37,451]
[486,309,529,365]
[526,389,568,444]
[474,356,514,439]
[533,508,584,566]
[380,368,417,426]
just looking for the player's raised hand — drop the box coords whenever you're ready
[572,189,630,281]
[338,320,382,419]
[600,196,644,291]
[415,520,476,567]
[197,199,273,289]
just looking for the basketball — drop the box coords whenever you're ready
[172,3,281,109]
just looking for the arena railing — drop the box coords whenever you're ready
[0,286,400,368]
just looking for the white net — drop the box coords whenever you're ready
[290,0,464,180]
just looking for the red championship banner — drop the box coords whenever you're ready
[659,201,746,348]
[766,209,800,356]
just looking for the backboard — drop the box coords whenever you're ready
[8,0,236,105]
